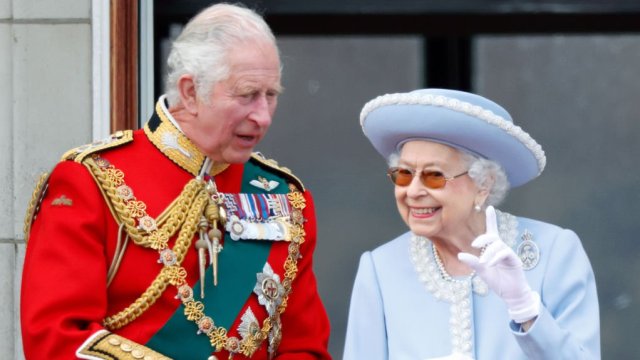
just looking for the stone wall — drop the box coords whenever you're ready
[0,1,92,358]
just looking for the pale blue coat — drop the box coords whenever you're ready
[343,216,600,360]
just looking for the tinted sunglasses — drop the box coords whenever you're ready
[387,167,468,189]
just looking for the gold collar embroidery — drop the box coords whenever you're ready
[144,98,228,177]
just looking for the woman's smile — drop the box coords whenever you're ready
[410,206,439,218]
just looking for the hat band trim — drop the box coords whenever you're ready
[397,137,487,160]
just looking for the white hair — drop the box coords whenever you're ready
[387,144,510,206]
[461,152,510,206]
[165,3,279,106]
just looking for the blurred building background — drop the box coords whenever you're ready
[2,0,640,358]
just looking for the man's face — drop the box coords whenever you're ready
[186,40,282,164]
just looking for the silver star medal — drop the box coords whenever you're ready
[253,263,285,316]
[517,229,540,270]
[238,307,260,341]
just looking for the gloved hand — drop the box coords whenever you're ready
[458,206,540,324]
[424,353,474,360]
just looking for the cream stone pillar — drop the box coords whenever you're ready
[1,1,94,358]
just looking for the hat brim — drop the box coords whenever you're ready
[361,90,544,187]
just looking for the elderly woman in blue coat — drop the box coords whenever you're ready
[343,89,600,360]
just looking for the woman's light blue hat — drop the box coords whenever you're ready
[360,88,546,187]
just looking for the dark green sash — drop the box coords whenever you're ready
[146,159,288,359]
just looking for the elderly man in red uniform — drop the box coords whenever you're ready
[21,3,331,360]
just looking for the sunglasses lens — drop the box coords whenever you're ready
[421,171,446,189]
[388,169,453,189]
[388,168,413,186]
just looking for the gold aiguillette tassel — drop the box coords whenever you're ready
[209,227,222,286]
[196,216,209,299]
[205,187,226,287]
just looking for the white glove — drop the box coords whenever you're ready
[458,206,540,323]
[424,353,474,360]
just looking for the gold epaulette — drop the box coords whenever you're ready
[250,152,305,192]
[61,130,134,163]
[23,131,135,245]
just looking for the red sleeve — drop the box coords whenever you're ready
[275,190,332,359]
[21,161,110,359]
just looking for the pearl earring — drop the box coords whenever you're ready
[474,204,482,212]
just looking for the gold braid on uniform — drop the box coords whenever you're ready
[85,155,307,358]
[83,156,208,329]
[101,189,208,330]
[23,172,50,243]
[84,156,205,250]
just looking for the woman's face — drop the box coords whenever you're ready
[394,140,482,240]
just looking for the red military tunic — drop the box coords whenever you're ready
[21,99,331,360]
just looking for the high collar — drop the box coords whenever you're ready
[144,96,228,177]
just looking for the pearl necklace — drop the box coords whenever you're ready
[409,209,518,357]
[432,243,476,283]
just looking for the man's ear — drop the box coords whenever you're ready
[177,74,198,115]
